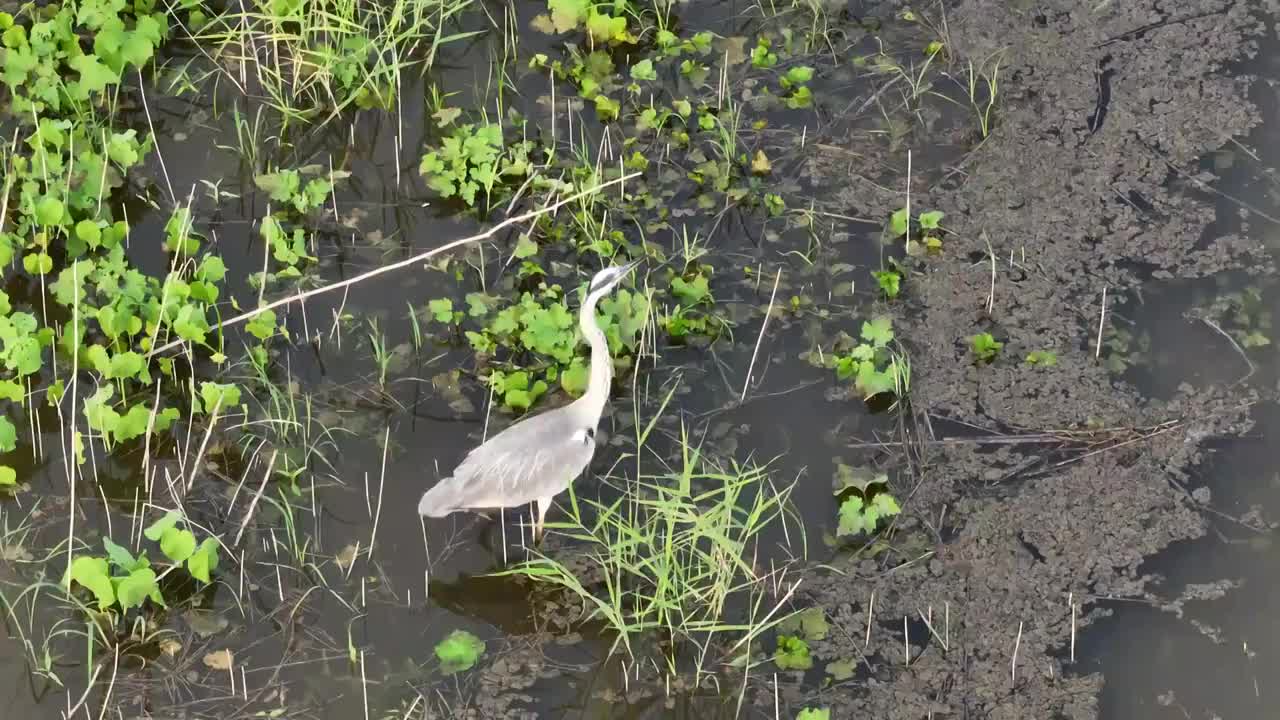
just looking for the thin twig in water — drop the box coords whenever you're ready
[1069,592,1076,663]
[234,451,278,547]
[1094,286,1108,359]
[1199,316,1255,385]
[368,426,389,558]
[1012,620,1023,684]
[741,269,781,403]
[983,232,996,315]
[150,173,638,355]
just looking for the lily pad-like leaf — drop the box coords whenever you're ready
[199,382,241,414]
[832,463,888,495]
[826,658,855,681]
[778,607,828,642]
[918,210,944,230]
[774,634,812,670]
[160,526,197,565]
[187,537,220,583]
[102,536,148,573]
[115,567,162,610]
[889,208,909,236]
[143,511,182,542]
[860,317,894,347]
[435,630,485,674]
[0,416,16,453]
[67,556,114,610]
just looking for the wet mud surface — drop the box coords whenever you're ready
[790,1,1270,717]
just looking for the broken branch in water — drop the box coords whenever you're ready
[149,173,639,356]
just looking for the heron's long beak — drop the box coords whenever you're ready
[620,257,644,275]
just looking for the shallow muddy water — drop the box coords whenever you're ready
[4,0,1280,718]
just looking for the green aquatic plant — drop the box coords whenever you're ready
[780,65,815,109]
[0,0,167,117]
[1025,350,1058,367]
[254,166,344,216]
[962,52,1004,139]
[434,629,485,674]
[873,266,902,299]
[774,634,812,670]
[191,0,478,124]
[428,277,649,411]
[890,207,944,253]
[662,263,724,342]
[970,332,1002,363]
[832,463,900,537]
[64,511,220,615]
[751,36,778,68]
[831,317,909,400]
[498,419,800,670]
[419,122,534,209]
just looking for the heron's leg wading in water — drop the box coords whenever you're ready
[534,496,552,543]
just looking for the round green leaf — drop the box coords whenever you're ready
[75,219,102,246]
[33,196,64,226]
[159,526,197,565]
[187,537,220,583]
[435,630,484,674]
[68,556,115,610]
[115,567,161,610]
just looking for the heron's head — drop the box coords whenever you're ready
[587,258,642,298]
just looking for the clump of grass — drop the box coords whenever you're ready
[189,0,480,126]
[499,420,801,675]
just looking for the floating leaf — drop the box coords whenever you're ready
[774,634,812,670]
[102,536,147,573]
[778,607,828,641]
[0,466,14,486]
[435,630,485,674]
[115,567,161,610]
[750,150,771,175]
[203,649,233,671]
[833,463,888,495]
[187,537,219,583]
[547,0,588,33]
[630,58,657,81]
[199,382,241,413]
[143,511,182,542]
[797,709,830,720]
[889,208,909,236]
[918,210,944,230]
[0,416,15,452]
[68,556,114,609]
[826,659,855,681]
[860,317,894,347]
[428,298,454,323]
[159,526,197,565]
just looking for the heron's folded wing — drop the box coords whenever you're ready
[445,411,597,509]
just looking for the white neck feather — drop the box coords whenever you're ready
[572,288,612,425]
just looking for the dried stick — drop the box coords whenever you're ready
[150,173,638,355]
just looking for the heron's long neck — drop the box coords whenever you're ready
[576,292,611,423]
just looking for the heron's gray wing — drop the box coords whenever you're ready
[419,406,597,514]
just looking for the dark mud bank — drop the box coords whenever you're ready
[797,2,1269,717]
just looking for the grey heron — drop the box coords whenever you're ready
[417,258,643,541]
